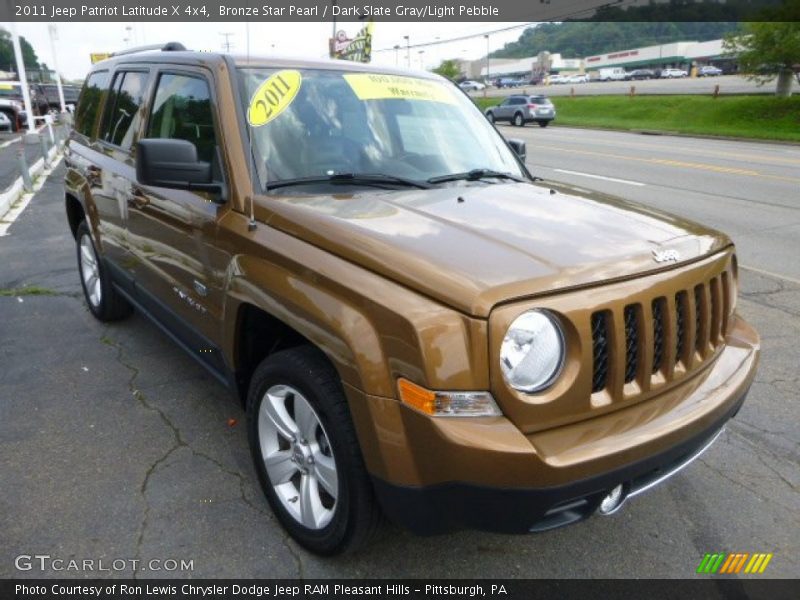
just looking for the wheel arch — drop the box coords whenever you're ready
[65,192,85,239]
[220,235,489,406]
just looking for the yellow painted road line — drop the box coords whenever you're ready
[540,132,800,167]
[543,145,800,185]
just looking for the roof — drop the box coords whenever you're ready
[90,49,441,81]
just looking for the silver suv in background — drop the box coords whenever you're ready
[661,68,688,78]
[485,94,556,128]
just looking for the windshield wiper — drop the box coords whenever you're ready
[427,169,526,185]
[265,173,431,191]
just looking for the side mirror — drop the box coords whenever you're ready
[136,138,223,196]
[508,138,527,162]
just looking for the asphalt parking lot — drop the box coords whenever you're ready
[1,128,798,579]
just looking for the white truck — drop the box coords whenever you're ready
[597,67,627,82]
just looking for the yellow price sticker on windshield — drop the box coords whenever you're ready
[247,70,302,127]
[344,73,457,104]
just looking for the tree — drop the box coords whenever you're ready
[724,21,800,98]
[0,28,41,73]
[433,59,462,81]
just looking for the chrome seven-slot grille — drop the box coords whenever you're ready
[591,270,732,395]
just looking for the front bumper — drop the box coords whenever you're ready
[346,314,759,534]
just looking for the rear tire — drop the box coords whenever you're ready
[247,346,382,555]
[513,113,525,127]
[76,221,132,322]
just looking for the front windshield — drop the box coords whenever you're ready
[237,67,525,190]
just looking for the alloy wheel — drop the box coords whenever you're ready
[258,384,338,530]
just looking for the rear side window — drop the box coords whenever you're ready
[100,71,148,150]
[74,71,109,137]
[147,73,216,162]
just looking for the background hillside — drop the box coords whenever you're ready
[490,22,741,59]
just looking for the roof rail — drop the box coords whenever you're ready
[111,42,186,58]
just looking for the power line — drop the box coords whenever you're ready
[220,32,234,53]
[373,23,536,53]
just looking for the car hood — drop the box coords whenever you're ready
[255,181,730,317]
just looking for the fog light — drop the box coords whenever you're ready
[598,484,625,515]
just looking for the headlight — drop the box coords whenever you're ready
[500,310,565,393]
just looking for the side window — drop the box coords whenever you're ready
[100,71,148,150]
[499,98,510,106]
[74,71,110,138]
[511,97,525,105]
[147,73,216,163]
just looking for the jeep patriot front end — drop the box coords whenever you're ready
[65,48,759,554]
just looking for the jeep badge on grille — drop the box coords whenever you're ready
[652,248,681,263]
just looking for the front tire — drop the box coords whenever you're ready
[486,112,495,124]
[513,113,525,127]
[247,347,382,555]
[76,221,132,321]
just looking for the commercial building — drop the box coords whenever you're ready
[455,38,733,82]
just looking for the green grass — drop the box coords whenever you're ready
[476,95,800,142]
[0,285,58,297]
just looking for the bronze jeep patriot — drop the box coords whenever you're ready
[64,44,760,555]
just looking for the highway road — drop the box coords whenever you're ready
[1,129,798,579]
[503,125,800,282]
[471,74,800,97]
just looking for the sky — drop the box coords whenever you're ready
[9,21,531,81]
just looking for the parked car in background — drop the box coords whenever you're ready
[485,94,556,127]
[698,65,723,77]
[0,82,49,116]
[661,68,688,78]
[547,74,568,85]
[0,110,11,132]
[626,69,655,80]
[0,98,25,132]
[32,83,82,109]
[495,78,518,89]
[459,80,485,92]
[598,67,627,81]
[566,74,589,84]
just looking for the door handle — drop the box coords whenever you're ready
[85,164,101,185]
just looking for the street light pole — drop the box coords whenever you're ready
[404,35,410,68]
[394,45,400,66]
[418,50,425,70]
[484,34,490,98]
[10,22,34,132]
[331,1,337,42]
[47,25,66,113]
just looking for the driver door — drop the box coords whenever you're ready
[125,69,230,378]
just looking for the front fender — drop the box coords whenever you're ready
[219,219,489,398]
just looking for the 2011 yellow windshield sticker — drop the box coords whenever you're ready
[343,73,457,104]
[247,70,302,127]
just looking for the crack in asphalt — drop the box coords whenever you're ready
[283,536,305,579]
[102,330,279,578]
[698,432,800,516]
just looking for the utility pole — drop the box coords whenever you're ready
[484,34,490,98]
[48,25,66,113]
[404,35,410,68]
[10,22,34,132]
[394,45,400,66]
[220,32,234,53]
